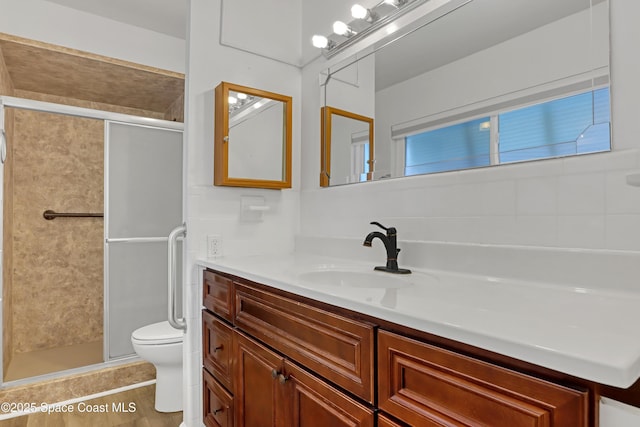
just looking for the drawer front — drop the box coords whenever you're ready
[378,330,588,427]
[204,270,234,322]
[234,282,375,403]
[203,310,234,391]
[203,370,234,427]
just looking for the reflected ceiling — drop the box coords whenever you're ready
[375,0,604,90]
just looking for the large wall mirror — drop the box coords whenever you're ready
[215,81,292,189]
[321,0,610,186]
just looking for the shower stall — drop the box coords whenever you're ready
[0,96,183,384]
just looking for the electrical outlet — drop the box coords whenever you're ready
[207,235,222,258]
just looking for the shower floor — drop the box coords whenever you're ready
[4,341,103,382]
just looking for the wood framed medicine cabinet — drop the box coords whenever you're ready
[320,106,374,187]
[214,81,292,189]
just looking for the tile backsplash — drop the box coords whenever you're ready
[300,149,640,252]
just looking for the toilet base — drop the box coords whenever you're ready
[131,321,183,413]
[154,364,183,412]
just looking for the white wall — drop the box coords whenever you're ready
[184,0,301,264]
[324,53,376,117]
[0,0,185,73]
[301,0,640,253]
[183,0,301,425]
[601,398,640,427]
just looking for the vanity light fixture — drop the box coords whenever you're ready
[228,92,256,114]
[351,4,376,22]
[312,0,428,58]
[333,21,356,37]
[384,0,408,7]
[312,35,333,49]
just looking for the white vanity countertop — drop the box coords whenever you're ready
[198,253,640,388]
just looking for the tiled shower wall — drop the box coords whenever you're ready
[5,84,171,355]
[0,43,14,372]
[11,109,104,353]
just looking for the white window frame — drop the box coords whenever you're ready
[391,73,610,176]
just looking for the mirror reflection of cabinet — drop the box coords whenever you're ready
[321,106,374,187]
[214,81,292,189]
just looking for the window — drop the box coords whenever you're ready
[405,117,491,175]
[404,88,610,176]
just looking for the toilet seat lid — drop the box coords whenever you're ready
[132,321,183,344]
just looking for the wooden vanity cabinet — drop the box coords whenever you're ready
[378,330,589,427]
[203,270,236,427]
[203,268,375,427]
[203,268,591,427]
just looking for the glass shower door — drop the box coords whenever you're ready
[105,121,183,360]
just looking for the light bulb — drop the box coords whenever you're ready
[237,93,247,100]
[228,96,237,104]
[253,101,263,109]
[312,35,329,48]
[351,4,368,19]
[333,21,350,36]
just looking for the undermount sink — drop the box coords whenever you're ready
[297,270,412,289]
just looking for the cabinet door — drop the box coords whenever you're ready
[234,330,286,427]
[204,369,234,427]
[203,310,234,391]
[378,330,588,427]
[282,360,374,427]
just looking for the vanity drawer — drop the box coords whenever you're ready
[378,330,588,427]
[203,269,234,322]
[203,369,234,427]
[234,282,376,403]
[203,310,234,391]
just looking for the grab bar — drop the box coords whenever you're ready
[43,210,104,220]
[168,223,187,330]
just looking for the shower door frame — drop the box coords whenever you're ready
[0,95,184,385]
[103,120,184,361]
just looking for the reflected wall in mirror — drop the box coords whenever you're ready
[321,106,374,187]
[214,81,292,189]
[321,0,610,186]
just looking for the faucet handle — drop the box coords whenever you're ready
[371,221,396,236]
[370,221,389,231]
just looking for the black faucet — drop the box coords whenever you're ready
[363,222,411,274]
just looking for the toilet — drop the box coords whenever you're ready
[131,321,184,412]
